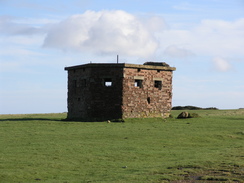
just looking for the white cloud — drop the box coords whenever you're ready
[0,16,44,35]
[15,17,61,26]
[43,10,159,57]
[164,45,194,58]
[159,18,244,59]
[1,10,244,64]
[212,57,232,72]
[0,15,61,36]
[144,15,168,32]
[191,18,244,57]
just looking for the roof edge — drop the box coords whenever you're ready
[64,63,176,71]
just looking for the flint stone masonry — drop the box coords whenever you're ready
[64,62,176,121]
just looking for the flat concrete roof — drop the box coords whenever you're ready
[65,63,176,71]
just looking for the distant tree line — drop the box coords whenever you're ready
[172,106,218,110]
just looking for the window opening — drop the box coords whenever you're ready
[154,80,162,90]
[137,68,141,72]
[147,97,151,104]
[104,78,112,87]
[134,79,143,88]
[157,69,160,72]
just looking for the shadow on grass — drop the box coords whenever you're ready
[0,118,65,122]
[0,118,102,123]
[224,117,244,121]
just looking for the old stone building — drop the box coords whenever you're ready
[64,62,176,121]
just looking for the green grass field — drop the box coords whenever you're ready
[0,110,243,182]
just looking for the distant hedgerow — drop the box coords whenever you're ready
[172,106,218,110]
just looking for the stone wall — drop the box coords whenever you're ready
[66,67,90,120]
[122,68,173,118]
[65,63,175,121]
[66,65,124,120]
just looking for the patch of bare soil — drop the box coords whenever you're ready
[170,164,244,183]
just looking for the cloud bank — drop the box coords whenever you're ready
[1,10,244,67]
[43,10,159,57]
[42,10,244,64]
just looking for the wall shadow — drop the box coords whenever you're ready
[0,117,105,123]
[0,118,64,122]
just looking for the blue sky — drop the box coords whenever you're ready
[0,0,244,114]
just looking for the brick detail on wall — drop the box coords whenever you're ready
[122,68,173,118]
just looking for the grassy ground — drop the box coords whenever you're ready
[0,110,243,182]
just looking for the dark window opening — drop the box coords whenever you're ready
[157,69,160,72]
[104,78,112,87]
[134,79,143,88]
[78,98,80,101]
[137,68,141,72]
[154,80,162,90]
[147,97,151,104]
